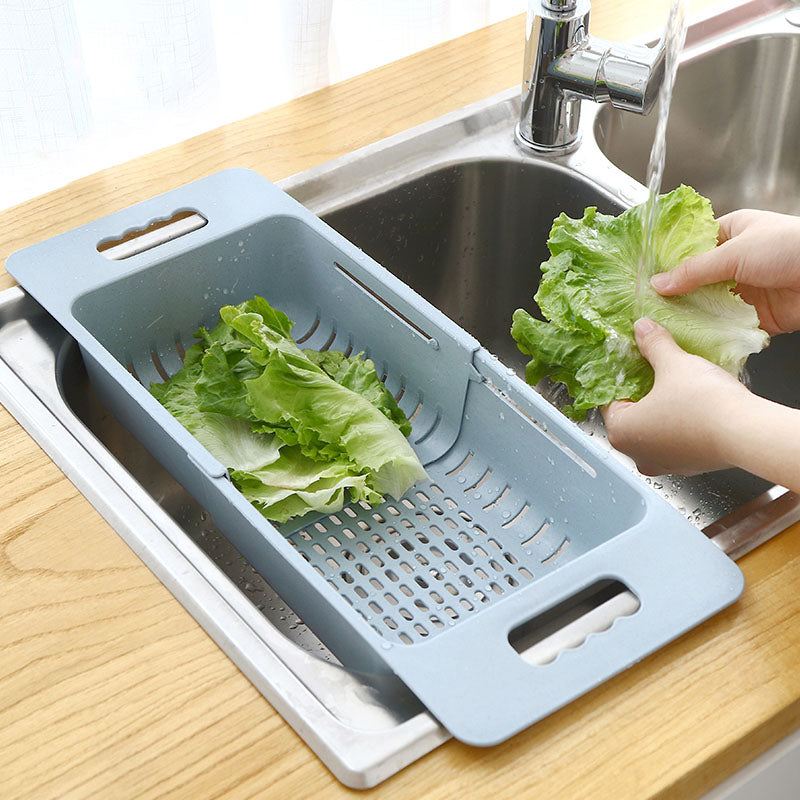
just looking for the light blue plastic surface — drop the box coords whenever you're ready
[7,168,745,747]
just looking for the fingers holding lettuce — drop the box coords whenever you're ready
[511,186,769,420]
[603,210,800,489]
[603,208,800,489]
[602,318,800,493]
[651,209,800,335]
[512,189,800,490]
[602,319,754,477]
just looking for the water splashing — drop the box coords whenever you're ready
[634,0,689,318]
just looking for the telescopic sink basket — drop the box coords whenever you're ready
[8,169,744,746]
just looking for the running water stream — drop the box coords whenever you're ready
[633,0,689,318]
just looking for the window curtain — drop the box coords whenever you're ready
[0,0,525,209]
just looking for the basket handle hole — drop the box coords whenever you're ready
[97,209,207,260]
[509,579,639,666]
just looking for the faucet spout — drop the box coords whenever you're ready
[517,0,665,152]
[560,38,665,113]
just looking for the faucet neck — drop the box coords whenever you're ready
[517,0,665,153]
[517,0,591,152]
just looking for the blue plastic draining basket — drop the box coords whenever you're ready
[7,169,744,746]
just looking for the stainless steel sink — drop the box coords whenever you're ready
[2,0,800,790]
[324,159,626,372]
[594,7,800,216]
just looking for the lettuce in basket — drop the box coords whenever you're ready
[511,185,769,419]
[151,295,427,523]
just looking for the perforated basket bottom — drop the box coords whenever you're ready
[282,444,578,647]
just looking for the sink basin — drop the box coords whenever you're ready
[594,13,800,215]
[323,159,625,371]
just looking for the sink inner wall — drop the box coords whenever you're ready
[594,34,800,216]
[323,159,626,370]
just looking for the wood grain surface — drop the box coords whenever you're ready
[3,2,799,798]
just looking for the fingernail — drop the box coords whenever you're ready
[650,273,673,291]
[634,317,657,337]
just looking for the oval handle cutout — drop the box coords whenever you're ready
[97,210,207,260]
[509,579,640,666]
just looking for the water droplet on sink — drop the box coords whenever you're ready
[617,186,641,204]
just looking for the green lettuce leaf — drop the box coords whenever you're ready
[150,295,426,522]
[511,185,769,419]
[304,349,412,436]
[231,446,380,523]
[245,349,425,499]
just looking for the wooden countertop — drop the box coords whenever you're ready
[2,2,799,798]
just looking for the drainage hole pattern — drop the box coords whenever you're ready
[285,446,572,646]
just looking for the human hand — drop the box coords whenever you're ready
[650,209,800,335]
[602,318,753,476]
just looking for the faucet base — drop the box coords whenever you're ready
[519,0,665,151]
[514,122,583,155]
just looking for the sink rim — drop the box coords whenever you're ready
[280,84,650,221]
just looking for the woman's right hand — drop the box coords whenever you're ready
[650,209,800,335]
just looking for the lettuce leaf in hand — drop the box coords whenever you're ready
[511,185,769,419]
[151,295,426,522]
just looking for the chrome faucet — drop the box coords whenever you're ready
[517,0,665,151]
